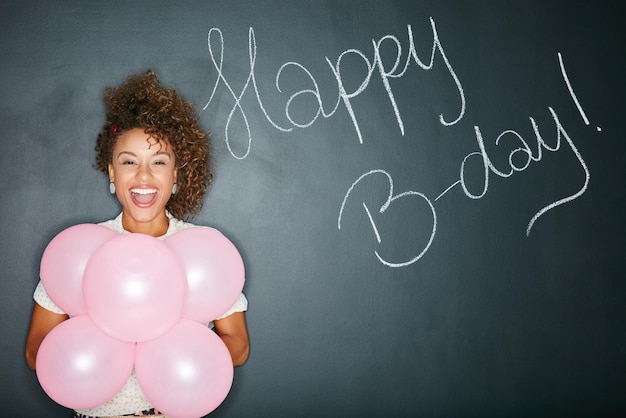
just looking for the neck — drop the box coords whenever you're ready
[121,211,169,237]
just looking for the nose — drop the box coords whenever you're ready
[136,164,152,182]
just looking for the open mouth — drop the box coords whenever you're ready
[131,188,158,205]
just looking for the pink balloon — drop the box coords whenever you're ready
[40,224,117,316]
[83,233,187,342]
[36,315,135,410]
[166,227,245,323]
[135,319,234,418]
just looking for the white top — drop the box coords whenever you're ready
[33,212,248,416]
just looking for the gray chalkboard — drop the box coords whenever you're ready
[1,0,624,416]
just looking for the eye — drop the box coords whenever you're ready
[122,160,137,165]
[153,160,167,166]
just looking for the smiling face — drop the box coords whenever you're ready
[108,128,178,236]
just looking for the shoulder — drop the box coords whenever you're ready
[167,216,197,234]
[98,213,124,234]
[166,213,222,236]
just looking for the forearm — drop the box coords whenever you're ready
[25,304,69,370]
[219,333,250,366]
[213,311,250,366]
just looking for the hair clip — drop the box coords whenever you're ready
[111,122,119,136]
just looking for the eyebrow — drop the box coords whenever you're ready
[115,150,173,159]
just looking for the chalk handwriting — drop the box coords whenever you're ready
[204,18,464,155]
[436,105,590,236]
[338,170,437,267]
[339,54,591,266]
[203,21,593,267]
[559,52,601,132]
[203,27,292,159]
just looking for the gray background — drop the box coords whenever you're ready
[1,1,624,416]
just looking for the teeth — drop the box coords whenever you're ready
[131,189,157,195]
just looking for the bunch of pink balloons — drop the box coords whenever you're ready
[36,224,245,418]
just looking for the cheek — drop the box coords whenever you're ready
[113,169,131,184]
[157,170,177,188]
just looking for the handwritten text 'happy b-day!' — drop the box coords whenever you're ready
[203,17,594,268]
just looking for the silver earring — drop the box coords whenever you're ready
[171,183,178,195]
[109,182,115,194]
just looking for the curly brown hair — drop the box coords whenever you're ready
[95,70,212,220]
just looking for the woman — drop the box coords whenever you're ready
[25,70,249,417]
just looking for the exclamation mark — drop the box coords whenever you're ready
[558,52,601,132]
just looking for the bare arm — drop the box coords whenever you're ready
[213,311,250,366]
[25,303,69,370]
